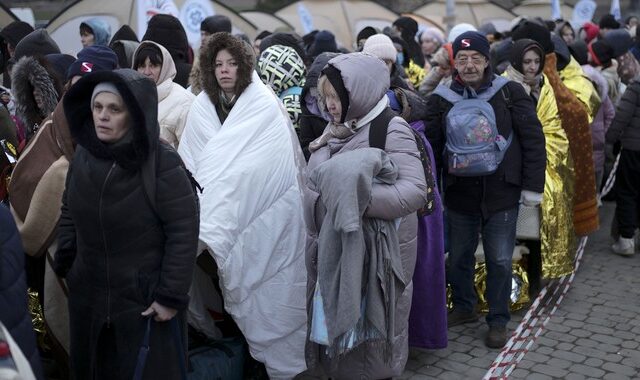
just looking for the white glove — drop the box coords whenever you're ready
[521,190,543,207]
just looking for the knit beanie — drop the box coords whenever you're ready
[0,21,34,48]
[603,29,633,57]
[67,45,119,81]
[362,34,397,61]
[599,14,620,30]
[569,40,589,65]
[448,23,477,43]
[452,31,491,60]
[260,32,307,63]
[91,82,121,107]
[201,15,232,34]
[509,39,545,76]
[308,30,338,58]
[491,38,513,74]
[321,65,349,123]
[581,22,600,43]
[588,40,614,67]
[356,26,378,43]
[478,23,498,37]
[392,17,419,39]
[420,27,445,45]
[45,53,76,83]
[512,20,553,54]
[12,29,60,61]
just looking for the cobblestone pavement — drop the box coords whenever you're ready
[401,202,640,379]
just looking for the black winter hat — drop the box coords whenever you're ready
[509,39,545,76]
[491,38,513,74]
[46,53,76,83]
[255,30,272,41]
[66,45,118,80]
[142,14,189,61]
[552,34,571,71]
[260,32,307,63]
[452,31,491,60]
[588,40,614,67]
[512,20,553,54]
[201,15,232,34]
[13,29,60,61]
[569,40,588,65]
[599,14,620,30]
[603,29,633,57]
[392,17,418,38]
[308,30,338,59]
[356,26,378,43]
[0,21,34,48]
[109,25,139,45]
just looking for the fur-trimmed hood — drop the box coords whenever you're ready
[63,69,158,170]
[199,32,254,106]
[11,56,59,135]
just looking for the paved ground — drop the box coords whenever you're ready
[401,201,640,379]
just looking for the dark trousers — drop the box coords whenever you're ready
[615,149,640,238]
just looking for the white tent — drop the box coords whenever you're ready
[413,0,516,32]
[512,0,574,21]
[0,4,18,28]
[240,11,294,33]
[275,0,400,50]
[46,0,258,56]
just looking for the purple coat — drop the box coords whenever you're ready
[407,120,448,349]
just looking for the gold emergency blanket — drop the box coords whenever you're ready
[28,288,48,350]
[560,57,601,123]
[407,60,426,90]
[536,78,577,278]
[446,260,530,313]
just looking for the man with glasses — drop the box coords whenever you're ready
[424,31,546,348]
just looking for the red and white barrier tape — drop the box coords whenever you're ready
[600,152,621,200]
[483,236,589,379]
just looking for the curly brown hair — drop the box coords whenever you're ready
[199,32,255,106]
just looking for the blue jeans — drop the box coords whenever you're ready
[447,207,518,327]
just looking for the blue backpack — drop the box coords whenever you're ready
[433,76,512,177]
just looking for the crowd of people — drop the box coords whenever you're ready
[0,9,639,380]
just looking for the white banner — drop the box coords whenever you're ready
[136,0,180,38]
[551,0,562,20]
[571,0,597,29]
[611,0,621,21]
[180,0,215,48]
[297,3,314,34]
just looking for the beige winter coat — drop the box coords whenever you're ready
[134,41,195,149]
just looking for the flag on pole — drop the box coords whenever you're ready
[611,0,621,21]
[551,0,562,20]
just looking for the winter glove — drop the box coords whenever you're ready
[520,190,543,207]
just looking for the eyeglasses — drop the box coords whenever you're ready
[455,56,486,66]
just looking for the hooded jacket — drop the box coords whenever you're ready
[10,56,60,140]
[606,80,640,151]
[581,65,615,172]
[81,18,111,46]
[109,25,139,45]
[258,44,306,131]
[305,53,427,378]
[504,42,576,278]
[299,52,339,158]
[142,14,192,88]
[0,205,44,380]
[425,68,546,216]
[134,41,194,148]
[0,21,33,88]
[56,69,199,380]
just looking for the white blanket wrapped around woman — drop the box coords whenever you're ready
[178,72,308,379]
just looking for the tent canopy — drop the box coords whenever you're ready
[512,0,574,22]
[275,0,400,50]
[46,0,257,55]
[413,0,516,32]
[0,4,18,28]
[240,11,294,33]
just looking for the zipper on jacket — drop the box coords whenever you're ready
[100,162,116,327]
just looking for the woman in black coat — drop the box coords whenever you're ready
[54,69,199,380]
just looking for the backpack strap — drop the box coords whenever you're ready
[476,75,510,101]
[368,107,398,150]
[433,84,464,104]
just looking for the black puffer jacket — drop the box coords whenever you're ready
[424,72,546,216]
[606,80,640,151]
[0,205,43,380]
[55,69,199,380]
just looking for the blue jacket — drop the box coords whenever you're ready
[0,204,43,379]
